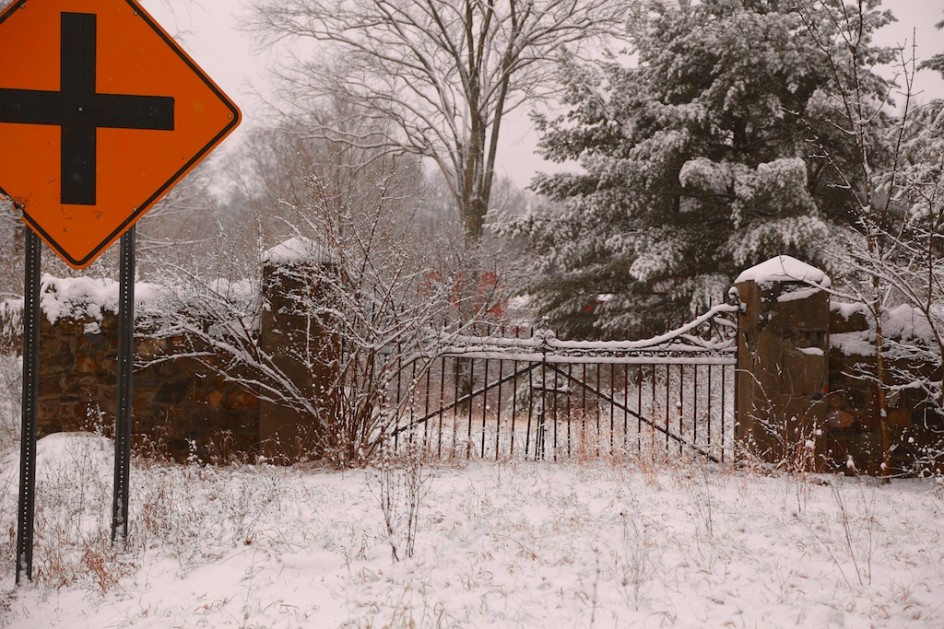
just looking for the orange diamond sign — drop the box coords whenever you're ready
[0,0,241,269]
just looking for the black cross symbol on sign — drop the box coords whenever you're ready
[0,11,174,205]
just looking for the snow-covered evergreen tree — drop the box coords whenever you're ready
[508,0,896,338]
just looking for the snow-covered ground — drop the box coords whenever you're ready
[1,433,943,628]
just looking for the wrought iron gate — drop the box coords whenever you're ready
[388,303,738,463]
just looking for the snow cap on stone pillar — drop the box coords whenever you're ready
[262,236,338,268]
[261,236,338,315]
[734,255,830,290]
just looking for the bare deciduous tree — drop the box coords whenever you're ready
[796,0,944,476]
[150,156,485,465]
[794,0,901,478]
[249,0,629,246]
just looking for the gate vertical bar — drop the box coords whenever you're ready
[664,365,670,452]
[16,229,41,584]
[623,366,629,453]
[678,364,684,456]
[636,368,643,453]
[722,363,729,463]
[650,366,657,450]
[480,358,489,457]
[525,365,533,458]
[538,353,546,460]
[112,227,135,543]
[609,364,615,454]
[466,358,474,458]
[551,358,559,460]
[495,354,503,460]
[452,357,460,456]
[729,308,740,464]
[510,326,520,457]
[581,363,588,446]
[566,364,573,457]
[595,367,601,456]
[693,365,699,453]
[707,364,713,459]
[437,355,446,459]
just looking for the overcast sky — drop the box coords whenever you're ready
[141,0,944,188]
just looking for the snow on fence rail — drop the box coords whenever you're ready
[386,304,738,463]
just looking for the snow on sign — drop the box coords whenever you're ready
[0,0,241,269]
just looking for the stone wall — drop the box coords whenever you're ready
[736,256,944,475]
[3,237,338,463]
[37,311,260,462]
[825,303,942,475]
[11,250,943,473]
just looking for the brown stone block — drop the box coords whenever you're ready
[829,381,870,412]
[74,355,100,374]
[830,303,871,334]
[132,387,156,408]
[783,350,827,398]
[72,374,100,389]
[775,289,829,332]
[226,388,258,411]
[826,409,855,429]
[57,401,87,428]
[99,313,119,332]
[206,389,224,408]
[154,379,192,405]
[826,390,846,409]
[78,332,110,352]
[89,392,115,416]
[46,318,82,336]
[887,408,912,429]
[38,373,62,392]
[152,360,186,379]
[135,337,168,360]
[37,399,60,427]
[857,412,882,432]
[41,338,75,372]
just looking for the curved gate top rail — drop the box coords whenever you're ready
[440,303,739,365]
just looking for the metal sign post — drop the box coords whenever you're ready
[111,227,135,543]
[2,0,240,583]
[15,229,41,584]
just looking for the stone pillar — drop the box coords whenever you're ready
[258,237,340,462]
[734,256,830,469]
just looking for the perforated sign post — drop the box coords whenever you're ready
[0,0,240,583]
